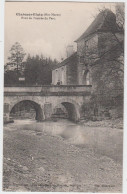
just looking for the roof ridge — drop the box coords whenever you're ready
[52,52,77,70]
[75,9,116,42]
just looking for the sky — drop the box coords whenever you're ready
[4,2,116,63]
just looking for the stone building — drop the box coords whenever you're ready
[52,7,124,119]
[75,9,123,89]
[52,9,123,87]
[52,52,78,85]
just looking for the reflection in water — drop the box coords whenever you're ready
[14,119,36,125]
[4,118,123,163]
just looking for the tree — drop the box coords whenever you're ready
[81,5,124,118]
[8,42,26,73]
[24,54,58,85]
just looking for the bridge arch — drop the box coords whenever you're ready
[10,100,44,121]
[52,98,81,122]
[5,96,83,122]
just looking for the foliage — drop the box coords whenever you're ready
[5,47,58,85]
[81,5,124,117]
[7,42,26,72]
[4,71,20,85]
[24,54,58,85]
[89,7,124,107]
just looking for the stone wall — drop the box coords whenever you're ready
[76,34,98,85]
[98,32,119,57]
[77,62,92,85]
[52,66,66,85]
[76,29,123,119]
[4,85,92,94]
[66,55,78,85]
[52,53,78,85]
[77,34,98,57]
[4,89,92,122]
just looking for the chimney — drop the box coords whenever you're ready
[66,45,74,58]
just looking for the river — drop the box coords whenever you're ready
[4,118,123,163]
[3,118,123,192]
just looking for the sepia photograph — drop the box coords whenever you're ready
[3,1,124,192]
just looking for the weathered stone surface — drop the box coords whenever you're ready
[4,86,91,122]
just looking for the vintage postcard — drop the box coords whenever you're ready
[1,0,126,193]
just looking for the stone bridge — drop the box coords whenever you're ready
[4,85,92,122]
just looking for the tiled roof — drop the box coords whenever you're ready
[52,52,77,70]
[75,9,119,42]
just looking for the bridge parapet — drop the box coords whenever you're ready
[4,85,92,96]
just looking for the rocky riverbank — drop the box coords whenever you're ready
[80,118,123,129]
[3,119,123,192]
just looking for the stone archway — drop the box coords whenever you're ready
[83,70,90,85]
[53,99,81,122]
[10,100,44,121]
